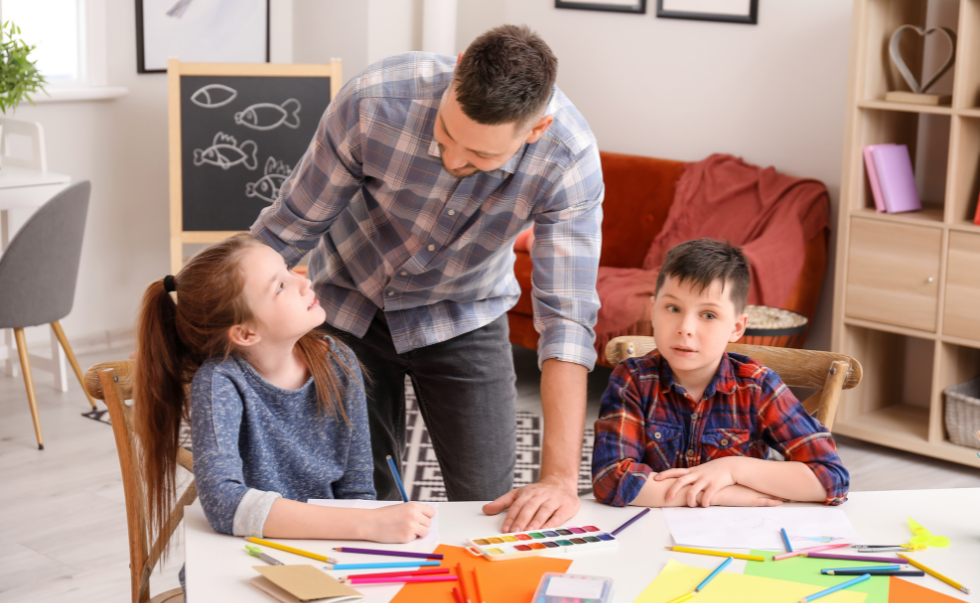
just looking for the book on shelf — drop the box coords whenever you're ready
[863,143,895,212]
[871,144,922,214]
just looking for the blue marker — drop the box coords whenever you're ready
[386,454,410,503]
[326,561,441,570]
[780,528,793,552]
[798,574,871,603]
[696,557,733,592]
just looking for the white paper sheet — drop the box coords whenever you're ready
[306,499,440,544]
[661,506,863,550]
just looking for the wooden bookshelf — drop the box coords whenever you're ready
[831,0,980,468]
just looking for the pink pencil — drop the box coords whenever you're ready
[774,542,850,561]
[347,575,459,585]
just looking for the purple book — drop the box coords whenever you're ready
[872,144,922,214]
[863,143,895,212]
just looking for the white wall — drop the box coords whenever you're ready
[457,0,854,351]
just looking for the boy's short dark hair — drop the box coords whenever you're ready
[453,24,557,130]
[654,238,751,313]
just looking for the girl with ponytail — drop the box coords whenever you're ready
[135,234,433,566]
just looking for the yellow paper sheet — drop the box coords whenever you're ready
[633,560,868,603]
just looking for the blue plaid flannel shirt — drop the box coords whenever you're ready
[251,52,604,369]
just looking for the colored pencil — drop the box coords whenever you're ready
[665,546,766,562]
[824,569,925,576]
[798,574,871,602]
[820,564,901,573]
[898,553,971,594]
[326,561,441,570]
[386,454,410,502]
[456,563,471,603]
[695,557,733,592]
[346,575,458,585]
[774,543,849,560]
[472,568,485,603]
[453,586,464,603]
[245,537,337,565]
[780,528,793,552]
[664,593,695,603]
[806,552,907,564]
[611,507,651,536]
[333,546,444,560]
[339,568,450,580]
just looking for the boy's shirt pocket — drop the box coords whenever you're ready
[643,422,685,469]
[701,427,755,460]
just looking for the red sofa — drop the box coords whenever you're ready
[507,151,828,368]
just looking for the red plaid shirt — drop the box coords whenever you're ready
[592,350,849,507]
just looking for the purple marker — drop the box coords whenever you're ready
[332,546,443,560]
[611,507,651,536]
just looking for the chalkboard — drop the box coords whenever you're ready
[168,60,341,272]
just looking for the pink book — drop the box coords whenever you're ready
[863,143,894,212]
[872,144,922,214]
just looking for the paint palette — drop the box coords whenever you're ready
[466,525,619,561]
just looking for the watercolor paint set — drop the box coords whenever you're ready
[467,525,619,561]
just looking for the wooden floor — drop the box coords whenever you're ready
[2,344,979,602]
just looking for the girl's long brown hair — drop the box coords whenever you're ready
[134,234,353,558]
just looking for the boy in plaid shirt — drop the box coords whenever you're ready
[592,239,849,508]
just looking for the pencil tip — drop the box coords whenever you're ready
[962,588,970,594]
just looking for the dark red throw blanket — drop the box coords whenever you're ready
[594,153,829,358]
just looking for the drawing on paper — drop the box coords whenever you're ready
[234,99,301,131]
[193,132,258,170]
[790,535,849,545]
[246,157,294,203]
[166,0,195,19]
[190,84,238,108]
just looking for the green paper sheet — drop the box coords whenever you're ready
[633,559,867,603]
[745,550,891,603]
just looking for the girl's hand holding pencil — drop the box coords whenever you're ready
[360,502,435,543]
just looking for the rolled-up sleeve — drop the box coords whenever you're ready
[250,76,365,266]
[531,146,603,371]
[758,371,850,505]
[592,361,654,506]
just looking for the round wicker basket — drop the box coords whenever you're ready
[738,305,809,348]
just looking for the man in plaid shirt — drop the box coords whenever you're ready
[592,239,849,508]
[251,25,602,531]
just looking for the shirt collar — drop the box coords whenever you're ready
[658,351,737,400]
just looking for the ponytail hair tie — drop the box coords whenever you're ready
[163,275,176,293]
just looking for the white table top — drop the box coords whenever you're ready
[184,489,980,602]
[0,165,69,190]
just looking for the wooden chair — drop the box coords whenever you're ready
[83,360,196,603]
[605,336,863,430]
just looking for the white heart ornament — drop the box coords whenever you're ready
[888,25,957,94]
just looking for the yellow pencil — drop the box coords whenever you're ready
[665,592,695,603]
[897,554,970,594]
[665,546,766,562]
[246,537,338,566]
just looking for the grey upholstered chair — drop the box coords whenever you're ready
[0,180,98,449]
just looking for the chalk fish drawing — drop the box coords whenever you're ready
[234,99,301,131]
[190,84,238,108]
[193,132,258,170]
[246,157,294,203]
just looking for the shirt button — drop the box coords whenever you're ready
[721,439,729,447]
[448,209,456,216]
[687,449,695,456]
[654,432,662,440]
[428,244,435,251]
[400,271,407,276]
[691,412,698,420]
[388,291,394,297]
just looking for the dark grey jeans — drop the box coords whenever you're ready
[321,312,517,502]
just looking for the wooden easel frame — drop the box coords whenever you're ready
[167,59,342,273]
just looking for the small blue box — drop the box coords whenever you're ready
[532,572,614,603]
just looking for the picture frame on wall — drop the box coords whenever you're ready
[656,0,758,24]
[555,0,646,14]
[136,0,270,73]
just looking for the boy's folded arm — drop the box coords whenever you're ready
[729,457,828,503]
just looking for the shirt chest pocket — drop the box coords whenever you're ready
[644,422,684,470]
[702,428,752,459]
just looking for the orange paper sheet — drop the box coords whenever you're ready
[388,544,572,603]
[888,576,964,603]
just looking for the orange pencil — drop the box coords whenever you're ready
[456,562,471,603]
[452,586,464,603]
[472,568,485,603]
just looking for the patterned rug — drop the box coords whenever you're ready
[401,377,595,502]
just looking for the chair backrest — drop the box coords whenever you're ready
[83,360,195,603]
[0,180,90,329]
[605,336,863,430]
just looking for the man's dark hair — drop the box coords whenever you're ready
[654,238,751,314]
[453,24,558,129]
